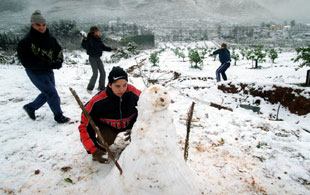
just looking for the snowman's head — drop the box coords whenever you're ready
[138,85,171,112]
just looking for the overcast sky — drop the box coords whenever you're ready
[260,0,310,21]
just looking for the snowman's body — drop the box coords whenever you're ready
[98,85,206,195]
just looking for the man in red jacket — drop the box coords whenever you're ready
[78,66,141,163]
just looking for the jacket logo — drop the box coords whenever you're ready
[31,43,63,63]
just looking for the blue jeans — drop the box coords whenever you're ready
[216,61,230,82]
[25,69,63,117]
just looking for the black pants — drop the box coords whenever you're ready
[99,125,125,146]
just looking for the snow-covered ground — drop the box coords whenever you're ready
[0,41,309,194]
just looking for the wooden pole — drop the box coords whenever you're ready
[184,102,195,161]
[69,88,123,175]
[306,69,310,86]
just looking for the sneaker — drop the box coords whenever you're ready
[23,105,36,120]
[97,87,105,91]
[54,115,70,124]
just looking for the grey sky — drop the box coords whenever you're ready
[259,0,310,21]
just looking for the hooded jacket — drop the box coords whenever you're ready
[81,33,112,58]
[78,84,141,154]
[17,27,63,70]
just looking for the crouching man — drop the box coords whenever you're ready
[78,66,141,163]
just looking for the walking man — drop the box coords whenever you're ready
[17,10,70,123]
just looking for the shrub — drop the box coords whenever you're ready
[247,45,266,69]
[49,20,77,37]
[188,49,203,69]
[149,51,159,66]
[268,48,278,63]
[293,47,310,68]
[231,48,240,65]
[0,51,18,65]
[0,32,20,51]
[110,42,140,63]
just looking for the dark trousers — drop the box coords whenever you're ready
[87,56,106,91]
[216,61,230,82]
[99,125,126,146]
[25,69,63,117]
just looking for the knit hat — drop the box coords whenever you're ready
[30,10,46,24]
[108,66,128,84]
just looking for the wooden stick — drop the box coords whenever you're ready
[184,102,195,161]
[69,87,123,175]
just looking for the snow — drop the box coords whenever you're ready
[0,41,310,194]
[93,85,207,194]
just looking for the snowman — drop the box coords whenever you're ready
[96,85,207,195]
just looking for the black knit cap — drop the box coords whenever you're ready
[108,66,128,84]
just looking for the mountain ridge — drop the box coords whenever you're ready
[41,0,273,24]
[0,0,309,30]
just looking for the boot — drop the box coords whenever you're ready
[23,105,36,120]
[54,115,70,124]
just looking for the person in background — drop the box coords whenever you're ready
[210,43,231,82]
[17,10,70,123]
[81,26,116,94]
[78,66,141,163]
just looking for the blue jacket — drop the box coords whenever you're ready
[212,48,231,64]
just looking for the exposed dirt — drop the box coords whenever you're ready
[218,82,310,116]
[126,64,309,116]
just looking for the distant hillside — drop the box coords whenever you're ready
[0,0,308,30]
[41,0,271,24]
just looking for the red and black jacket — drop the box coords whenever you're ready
[78,84,141,154]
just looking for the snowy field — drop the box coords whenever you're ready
[0,41,309,194]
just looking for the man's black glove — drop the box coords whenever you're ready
[92,149,108,163]
[51,59,62,69]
